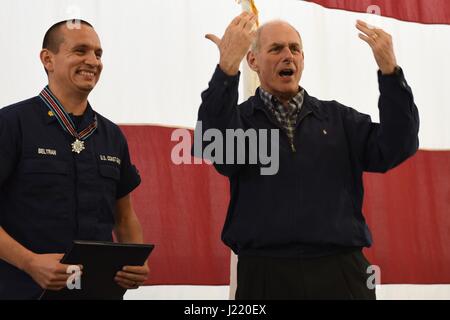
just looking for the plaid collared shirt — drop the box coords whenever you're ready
[259,87,305,149]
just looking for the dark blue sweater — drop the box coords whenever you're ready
[194,66,419,258]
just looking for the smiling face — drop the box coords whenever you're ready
[41,23,103,96]
[247,21,304,103]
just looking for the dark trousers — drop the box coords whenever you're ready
[235,250,376,300]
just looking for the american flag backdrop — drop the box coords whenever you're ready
[0,0,449,299]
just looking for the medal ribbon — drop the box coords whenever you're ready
[39,86,97,141]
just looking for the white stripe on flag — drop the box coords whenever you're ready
[124,285,450,300]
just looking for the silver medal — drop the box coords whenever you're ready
[71,139,85,154]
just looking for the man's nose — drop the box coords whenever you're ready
[84,51,100,67]
[281,47,294,62]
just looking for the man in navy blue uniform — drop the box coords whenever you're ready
[0,20,149,299]
[196,13,419,299]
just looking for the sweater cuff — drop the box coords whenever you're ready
[377,66,412,96]
[210,64,241,88]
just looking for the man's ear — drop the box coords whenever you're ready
[300,50,305,68]
[40,49,54,73]
[246,50,258,73]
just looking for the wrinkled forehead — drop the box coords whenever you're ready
[259,22,302,47]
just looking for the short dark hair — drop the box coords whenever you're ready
[42,19,94,53]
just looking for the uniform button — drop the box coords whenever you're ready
[401,81,407,88]
[224,80,228,86]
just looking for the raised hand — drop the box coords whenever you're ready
[356,19,398,75]
[206,12,258,76]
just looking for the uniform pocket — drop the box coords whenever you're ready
[98,164,120,181]
[22,158,68,175]
[17,158,71,220]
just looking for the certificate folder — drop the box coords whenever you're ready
[39,240,154,300]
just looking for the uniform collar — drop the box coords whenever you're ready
[39,95,96,130]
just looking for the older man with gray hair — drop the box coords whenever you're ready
[195,12,419,299]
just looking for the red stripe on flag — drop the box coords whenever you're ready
[363,150,450,283]
[121,125,230,285]
[307,0,450,25]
